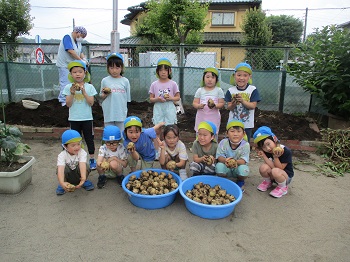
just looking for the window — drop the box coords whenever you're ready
[211,12,235,26]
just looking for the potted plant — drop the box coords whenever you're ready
[0,121,35,193]
[288,25,350,128]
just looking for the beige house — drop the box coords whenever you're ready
[120,0,261,68]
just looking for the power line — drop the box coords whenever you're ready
[31,5,127,11]
[264,7,350,12]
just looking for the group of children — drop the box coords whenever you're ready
[56,55,294,199]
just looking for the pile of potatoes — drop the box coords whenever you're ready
[185,182,236,205]
[125,170,179,195]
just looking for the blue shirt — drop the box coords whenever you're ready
[123,128,156,161]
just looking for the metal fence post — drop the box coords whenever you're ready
[278,48,289,112]
[3,44,12,102]
[179,43,185,100]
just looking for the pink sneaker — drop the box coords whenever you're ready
[269,186,288,198]
[257,180,272,192]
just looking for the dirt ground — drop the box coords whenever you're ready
[1,98,321,141]
[0,140,349,261]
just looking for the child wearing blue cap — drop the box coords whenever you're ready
[62,60,98,171]
[123,116,165,172]
[96,126,128,188]
[100,53,131,131]
[189,121,218,176]
[56,130,94,195]
[193,67,225,140]
[253,126,294,198]
[225,62,261,141]
[216,120,250,191]
[158,125,188,180]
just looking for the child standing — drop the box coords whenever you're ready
[158,125,188,180]
[216,120,250,191]
[96,126,127,189]
[149,58,180,126]
[253,126,294,198]
[225,62,261,141]
[56,130,94,195]
[123,116,164,172]
[62,60,97,170]
[193,67,225,140]
[100,53,131,131]
[189,121,218,176]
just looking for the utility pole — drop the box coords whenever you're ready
[73,18,75,29]
[111,0,120,53]
[303,7,308,42]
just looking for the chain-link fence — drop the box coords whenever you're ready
[0,43,323,115]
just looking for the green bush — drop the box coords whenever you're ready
[288,25,350,120]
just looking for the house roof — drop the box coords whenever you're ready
[121,0,261,25]
[119,32,242,45]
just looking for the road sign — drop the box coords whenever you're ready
[35,47,45,64]
[35,35,42,44]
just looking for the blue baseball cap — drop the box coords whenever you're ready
[106,53,124,63]
[253,126,275,144]
[124,116,142,129]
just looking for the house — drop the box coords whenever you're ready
[338,21,350,30]
[120,0,262,68]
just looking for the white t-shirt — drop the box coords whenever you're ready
[100,76,131,122]
[57,148,87,170]
[98,144,128,160]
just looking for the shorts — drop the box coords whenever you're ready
[152,102,177,125]
[215,162,250,178]
[127,154,154,170]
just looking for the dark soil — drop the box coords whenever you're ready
[1,98,322,141]
[0,161,26,172]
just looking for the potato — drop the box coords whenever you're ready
[207,98,216,109]
[203,155,214,165]
[226,158,237,168]
[103,87,111,94]
[127,142,135,151]
[273,146,283,155]
[100,159,110,170]
[166,160,177,170]
[73,83,81,91]
[66,183,76,192]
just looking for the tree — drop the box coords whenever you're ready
[240,7,273,70]
[0,0,33,42]
[288,25,350,119]
[266,15,303,45]
[135,0,208,45]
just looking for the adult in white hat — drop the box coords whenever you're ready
[56,26,88,106]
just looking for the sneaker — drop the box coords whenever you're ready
[236,180,245,192]
[97,174,107,189]
[56,185,65,195]
[257,180,272,192]
[116,175,125,186]
[82,180,95,191]
[269,186,288,198]
[90,158,97,170]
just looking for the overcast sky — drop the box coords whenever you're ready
[28,0,350,43]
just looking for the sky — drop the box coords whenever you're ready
[28,0,350,44]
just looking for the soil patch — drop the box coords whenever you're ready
[1,99,321,141]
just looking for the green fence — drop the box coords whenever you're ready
[0,43,324,115]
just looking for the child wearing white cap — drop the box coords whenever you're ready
[253,126,294,198]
